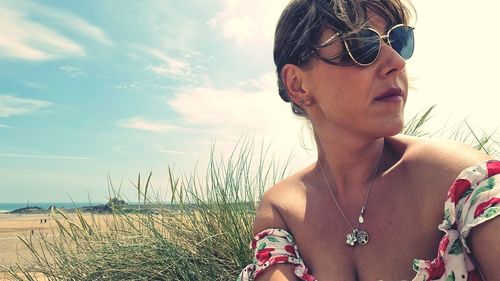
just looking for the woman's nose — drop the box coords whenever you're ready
[377,43,406,77]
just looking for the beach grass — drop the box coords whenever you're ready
[1,107,499,280]
[0,138,291,281]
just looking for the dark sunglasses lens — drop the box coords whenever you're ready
[344,29,380,65]
[389,26,414,59]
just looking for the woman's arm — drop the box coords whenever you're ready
[252,190,301,281]
[470,207,500,280]
[254,264,301,281]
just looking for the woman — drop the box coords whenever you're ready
[238,0,500,280]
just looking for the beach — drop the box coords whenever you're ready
[0,213,54,266]
[0,212,108,280]
[0,213,51,280]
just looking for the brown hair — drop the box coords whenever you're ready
[274,0,415,116]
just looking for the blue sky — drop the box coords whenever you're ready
[1,0,499,203]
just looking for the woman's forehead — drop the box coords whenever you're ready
[366,11,389,32]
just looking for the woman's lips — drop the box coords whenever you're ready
[374,88,403,102]
[376,95,402,102]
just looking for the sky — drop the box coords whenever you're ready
[1,0,499,203]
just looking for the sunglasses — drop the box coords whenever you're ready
[315,24,415,66]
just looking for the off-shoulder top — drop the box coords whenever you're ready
[238,160,500,281]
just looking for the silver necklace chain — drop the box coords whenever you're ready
[318,151,383,246]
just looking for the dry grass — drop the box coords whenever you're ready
[1,138,284,280]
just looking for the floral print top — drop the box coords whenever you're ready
[238,160,500,281]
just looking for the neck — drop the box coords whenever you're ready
[314,129,385,194]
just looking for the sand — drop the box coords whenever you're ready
[0,213,52,280]
[0,212,108,280]
[0,213,55,266]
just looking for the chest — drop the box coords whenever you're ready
[284,178,446,280]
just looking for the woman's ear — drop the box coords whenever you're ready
[281,64,311,105]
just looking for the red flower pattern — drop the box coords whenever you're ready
[426,256,445,280]
[486,160,500,177]
[285,244,296,256]
[272,255,288,263]
[448,179,471,204]
[302,273,316,281]
[255,248,274,265]
[473,197,500,218]
[437,236,449,255]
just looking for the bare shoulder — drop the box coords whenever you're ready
[386,134,494,223]
[400,135,491,171]
[389,134,492,201]
[250,171,308,281]
[252,166,310,236]
[388,134,492,174]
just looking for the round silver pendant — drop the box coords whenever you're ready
[356,230,369,245]
[346,231,357,246]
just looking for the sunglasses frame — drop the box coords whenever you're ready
[315,24,414,66]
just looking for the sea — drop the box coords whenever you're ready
[0,202,106,213]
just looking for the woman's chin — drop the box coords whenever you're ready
[378,118,405,137]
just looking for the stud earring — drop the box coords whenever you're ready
[299,97,313,106]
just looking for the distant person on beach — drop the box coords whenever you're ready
[239,0,499,280]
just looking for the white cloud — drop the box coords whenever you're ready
[140,47,192,79]
[0,0,112,61]
[148,64,189,77]
[144,47,187,67]
[0,6,84,60]
[46,11,113,46]
[169,74,278,127]
[0,124,10,128]
[208,0,288,47]
[0,95,52,118]
[112,82,141,91]
[60,65,85,78]
[126,45,200,81]
[237,74,278,91]
[111,81,177,92]
[117,117,187,133]
[168,72,316,162]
